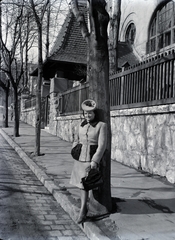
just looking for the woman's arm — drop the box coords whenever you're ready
[91,122,107,165]
[72,125,80,148]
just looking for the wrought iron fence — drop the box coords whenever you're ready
[24,97,36,109]
[59,83,89,114]
[109,51,175,109]
[59,51,175,114]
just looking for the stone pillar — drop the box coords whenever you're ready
[20,94,29,122]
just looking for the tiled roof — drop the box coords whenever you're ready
[48,5,87,64]
[30,5,139,77]
[49,14,138,67]
[118,42,139,68]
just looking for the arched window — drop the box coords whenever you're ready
[125,23,136,45]
[147,1,175,53]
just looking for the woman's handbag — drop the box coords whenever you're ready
[71,143,82,160]
[81,168,103,191]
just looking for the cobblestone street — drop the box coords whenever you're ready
[0,134,89,240]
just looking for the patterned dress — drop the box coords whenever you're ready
[70,120,107,189]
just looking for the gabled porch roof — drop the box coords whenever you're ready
[31,4,87,80]
[30,4,139,79]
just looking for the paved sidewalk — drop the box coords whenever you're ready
[1,121,175,240]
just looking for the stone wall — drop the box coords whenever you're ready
[110,105,175,184]
[20,95,35,127]
[54,114,83,142]
[47,91,60,136]
[20,94,48,129]
[20,107,36,127]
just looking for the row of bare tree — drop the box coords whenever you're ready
[0,0,68,151]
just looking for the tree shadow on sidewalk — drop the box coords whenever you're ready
[111,197,175,214]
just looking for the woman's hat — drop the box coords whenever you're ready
[81,99,97,111]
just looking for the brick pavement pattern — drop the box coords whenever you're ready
[1,121,175,240]
[0,134,89,240]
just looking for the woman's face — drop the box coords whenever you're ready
[84,110,95,122]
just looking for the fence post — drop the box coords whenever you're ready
[120,67,125,105]
[173,58,175,97]
[79,84,82,112]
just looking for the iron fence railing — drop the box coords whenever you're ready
[59,51,175,114]
[59,83,89,114]
[23,50,175,115]
[109,51,175,109]
[24,97,36,109]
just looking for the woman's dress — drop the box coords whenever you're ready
[70,120,107,189]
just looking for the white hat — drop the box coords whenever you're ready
[81,99,97,111]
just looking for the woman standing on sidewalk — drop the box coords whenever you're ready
[70,99,107,224]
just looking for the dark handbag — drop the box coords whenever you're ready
[71,143,82,160]
[81,168,103,191]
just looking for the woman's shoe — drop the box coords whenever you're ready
[76,208,88,224]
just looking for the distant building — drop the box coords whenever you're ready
[108,0,175,60]
[0,71,12,107]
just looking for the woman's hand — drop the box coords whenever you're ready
[90,161,98,169]
[85,165,91,172]
[85,162,98,172]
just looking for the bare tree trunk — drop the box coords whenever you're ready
[88,1,112,215]
[4,81,9,127]
[1,80,9,128]
[109,0,121,74]
[0,1,24,136]
[45,0,50,59]
[35,24,43,156]
[30,0,49,156]
[72,0,112,215]
[88,37,112,215]
[13,86,19,137]
[25,14,30,88]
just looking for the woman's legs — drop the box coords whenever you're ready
[77,189,88,223]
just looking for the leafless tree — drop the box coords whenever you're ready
[0,1,10,127]
[109,0,121,73]
[0,0,27,136]
[0,73,10,127]
[71,0,112,215]
[29,0,50,156]
[29,0,69,156]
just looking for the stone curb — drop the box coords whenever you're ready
[0,129,111,240]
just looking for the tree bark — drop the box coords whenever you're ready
[4,81,9,127]
[109,0,121,74]
[30,0,49,156]
[0,80,9,128]
[25,14,30,88]
[35,24,43,156]
[45,0,50,59]
[0,1,25,136]
[13,86,19,137]
[72,0,112,215]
